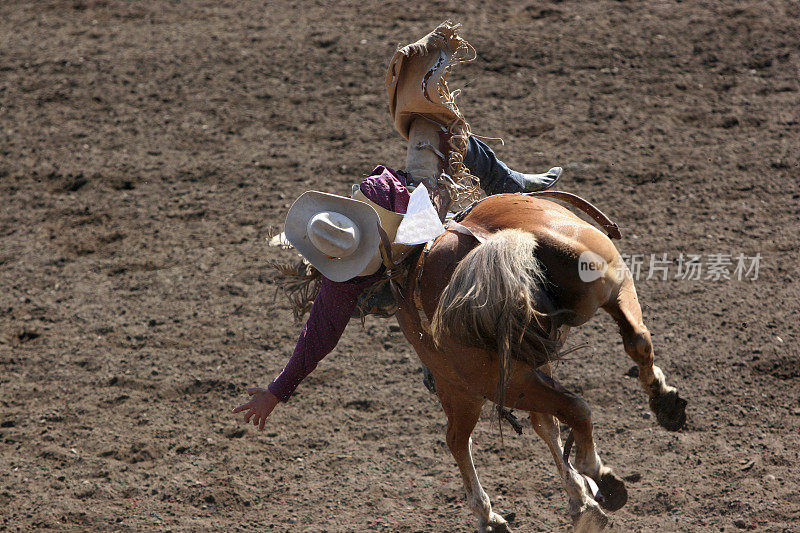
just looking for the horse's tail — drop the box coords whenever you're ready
[430,228,561,412]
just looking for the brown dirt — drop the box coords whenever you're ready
[1,1,799,531]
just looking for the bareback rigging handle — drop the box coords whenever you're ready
[525,190,622,240]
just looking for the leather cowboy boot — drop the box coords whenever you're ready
[517,166,563,192]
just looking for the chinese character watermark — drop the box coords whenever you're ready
[579,252,761,283]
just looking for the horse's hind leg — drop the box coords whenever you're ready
[530,409,609,530]
[603,278,687,431]
[437,381,510,533]
[529,364,627,516]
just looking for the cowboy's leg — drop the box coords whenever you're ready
[464,136,562,194]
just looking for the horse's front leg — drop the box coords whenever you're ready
[437,380,510,533]
[603,279,687,431]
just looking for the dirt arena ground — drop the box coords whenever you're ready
[1,1,799,531]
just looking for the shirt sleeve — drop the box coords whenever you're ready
[359,165,411,213]
[267,274,378,402]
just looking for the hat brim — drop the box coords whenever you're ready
[284,191,381,282]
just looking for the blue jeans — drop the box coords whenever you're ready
[463,137,527,195]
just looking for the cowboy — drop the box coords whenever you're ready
[233,23,563,429]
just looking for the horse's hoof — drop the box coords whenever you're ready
[481,512,512,533]
[573,505,609,532]
[650,389,687,431]
[597,471,628,511]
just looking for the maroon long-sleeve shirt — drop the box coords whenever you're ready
[268,166,410,401]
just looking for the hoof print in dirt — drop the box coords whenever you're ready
[650,390,688,431]
[9,327,40,346]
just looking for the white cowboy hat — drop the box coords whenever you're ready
[284,191,381,282]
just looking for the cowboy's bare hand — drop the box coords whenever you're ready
[232,387,279,431]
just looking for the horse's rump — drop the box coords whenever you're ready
[430,228,564,408]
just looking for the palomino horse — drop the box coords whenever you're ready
[393,193,687,531]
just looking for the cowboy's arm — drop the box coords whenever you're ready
[268,277,364,401]
[233,276,371,429]
[464,136,562,195]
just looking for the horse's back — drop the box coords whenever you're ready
[425,194,626,326]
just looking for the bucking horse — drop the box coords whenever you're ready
[390,191,687,531]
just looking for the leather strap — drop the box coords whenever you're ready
[445,219,490,243]
[377,222,396,267]
[524,191,621,240]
